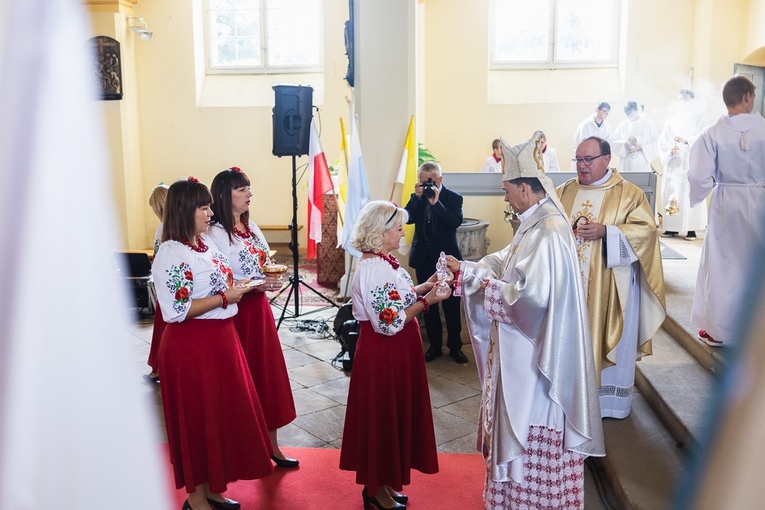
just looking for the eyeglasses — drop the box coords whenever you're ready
[572,154,606,166]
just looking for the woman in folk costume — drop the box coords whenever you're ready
[339,200,449,510]
[447,132,605,510]
[207,166,299,470]
[152,178,273,510]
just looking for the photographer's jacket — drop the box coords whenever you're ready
[404,185,463,269]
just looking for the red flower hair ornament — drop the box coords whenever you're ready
[188,176,199,183]
[230,166,242,172]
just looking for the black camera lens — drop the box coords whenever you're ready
[422,178,436,199]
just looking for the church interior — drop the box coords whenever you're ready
[1,0,764,508]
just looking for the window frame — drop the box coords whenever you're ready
[203,0,324,75]
[489,0,621,70]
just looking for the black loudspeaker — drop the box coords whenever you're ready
[272,85,313,157]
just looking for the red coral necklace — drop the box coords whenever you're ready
[181,236,208,253]
[364,251,400,270]
[233,221,253,239]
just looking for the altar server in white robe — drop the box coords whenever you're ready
[557,137,666,419]
[611,101,660,173]
[574,102,613,147]
[659,89,709,239]
[571,102,614,171]
[689,75,765,347]
[447,132,604,510]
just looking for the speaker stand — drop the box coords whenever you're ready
[270,155,339,329]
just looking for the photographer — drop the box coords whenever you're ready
[404,162,467,363]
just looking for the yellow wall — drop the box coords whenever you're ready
[87,0,765,252]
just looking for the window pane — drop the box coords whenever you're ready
[267,2,321,66]
[494,0,550,62]
[210,0,235,9]
[235,9,259,37]
[237,38,261,65]
[556,0,615,61]
[211,39,237,66]
[210,11,235,38]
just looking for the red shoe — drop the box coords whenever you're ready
[698,329,723,347]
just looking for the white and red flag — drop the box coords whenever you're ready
[307,118,335,260]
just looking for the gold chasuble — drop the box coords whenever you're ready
[557,171,666,381]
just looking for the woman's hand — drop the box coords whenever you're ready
[225,283,251,305]
[257,276,282,293]
[445,255,461,272]
[424,282,451,305]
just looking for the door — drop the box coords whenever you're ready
[734,63,765,115]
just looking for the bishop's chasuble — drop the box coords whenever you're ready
[557,170,665,418]
[457,198,604,509]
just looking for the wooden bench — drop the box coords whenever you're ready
[258,225,302,249]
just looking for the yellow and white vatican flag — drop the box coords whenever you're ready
[0,1,169,508]
[395,115,418,255]
[336,117,351,241]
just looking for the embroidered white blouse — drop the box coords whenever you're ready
[351,257,419,336]
[205,220,270,281]
[152,238,237,322]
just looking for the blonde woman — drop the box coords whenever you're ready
[339,200,450,510]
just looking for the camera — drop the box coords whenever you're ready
[422,178,437,200]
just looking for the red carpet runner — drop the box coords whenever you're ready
[165,446,486,509]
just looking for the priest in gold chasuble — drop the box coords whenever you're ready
[557,136,666,419]
[449,132,604,510]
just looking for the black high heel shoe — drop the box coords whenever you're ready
[362,487,406,510]
[206,497,241,510]
[271,454,299,468]
[386,488,408,505]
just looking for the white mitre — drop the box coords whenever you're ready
[501,131,567,217]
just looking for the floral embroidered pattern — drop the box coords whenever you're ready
[484,280,511,323]
[164,262,194,314]
[370,282,405,334]
[210,253,234,294]
[238,239,269,277]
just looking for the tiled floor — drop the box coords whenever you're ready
[129,306,482,453]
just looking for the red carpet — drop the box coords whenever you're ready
[165,446,486,509]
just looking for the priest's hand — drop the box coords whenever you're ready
[445,255,461,272]
[577,220,606,241]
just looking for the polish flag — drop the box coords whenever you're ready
[307,118,334,260]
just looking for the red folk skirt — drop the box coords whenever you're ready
[339,319,439,491]
[147,302,166,374]
[233,291,297,430]
[159,318,274,493]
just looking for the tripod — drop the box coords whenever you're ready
[271,155,339,329]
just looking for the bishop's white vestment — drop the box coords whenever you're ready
[457,198,604,509]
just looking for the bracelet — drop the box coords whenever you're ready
[217,290,228,309]
[417,296,430,314]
